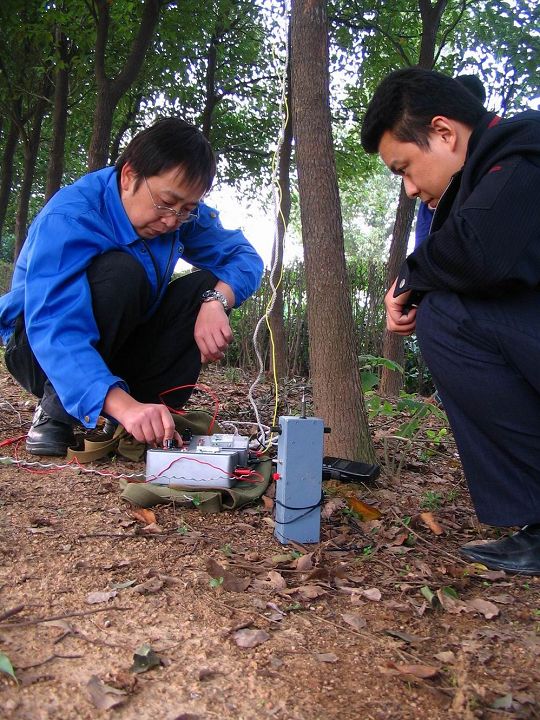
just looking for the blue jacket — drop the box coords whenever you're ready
[414,202,434,249]
[0,167,264,426]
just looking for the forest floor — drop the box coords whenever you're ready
[0,358,539,720]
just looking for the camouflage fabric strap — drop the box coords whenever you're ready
[120,458,272,514]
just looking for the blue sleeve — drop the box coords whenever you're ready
[23,212,128,427]
[414,202,434,249]
[181,205,264,306]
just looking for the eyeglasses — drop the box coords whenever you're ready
[144,176,199,224]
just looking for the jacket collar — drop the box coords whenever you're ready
[466,112,501,160]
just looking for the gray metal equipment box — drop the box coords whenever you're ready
[145,434,250,489]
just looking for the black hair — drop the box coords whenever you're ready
[115,117,216,193]
[361,67,488,153]
[456,74,487,104]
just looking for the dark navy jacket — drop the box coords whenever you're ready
[395,110,540,298]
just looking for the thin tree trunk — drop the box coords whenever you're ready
[268,33,292,380]
[291,0,374,461]
[201,33,219,139]
[45,30,70,201]
[87,0,162,171]
[14,78,52,258]
[379,186,416,396]
[0,117,20,244]
[380,0,448,395]
[109,92,143,163]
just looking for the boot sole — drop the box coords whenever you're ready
[26,441,69,457]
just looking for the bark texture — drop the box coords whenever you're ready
[291,0,374,461]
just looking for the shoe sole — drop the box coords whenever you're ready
[26,442,68,457]
[459,550,540,576]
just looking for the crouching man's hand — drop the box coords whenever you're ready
[103,387,180,447]
[385,279,417,335]
[194,282,235,363]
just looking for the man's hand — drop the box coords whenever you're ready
[194,300,233,362]
[385,279,417,335]
[103,387,180,447]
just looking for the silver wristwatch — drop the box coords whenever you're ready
[201,289,229,311]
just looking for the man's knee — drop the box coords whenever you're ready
[87,252,150,315]
[161,269,218,315]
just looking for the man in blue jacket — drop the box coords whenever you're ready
[0,117,263,455]
[361,68,540,575]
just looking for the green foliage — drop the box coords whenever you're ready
[0,651,17,683]
[225,257,386,376]
[420,490,443,511]
[359,354,403,392]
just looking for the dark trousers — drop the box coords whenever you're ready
[416,289,540,527]
[5,252,217,425]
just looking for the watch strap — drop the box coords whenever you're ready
[201,289,229,311]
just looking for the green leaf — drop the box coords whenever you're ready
[361,371,380,392]
[0,652,17,682]
[420,585,436,605]
[130,643,162,674]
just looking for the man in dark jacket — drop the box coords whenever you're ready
[361,67,540,575]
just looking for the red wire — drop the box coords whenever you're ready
[0,435,27,447]
[158,383,220,434]
[146,453,264,485]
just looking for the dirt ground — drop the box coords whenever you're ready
[0,359,539,720]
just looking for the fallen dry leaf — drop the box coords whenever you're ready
[389,662,440,679]
[321,498,345,519]
[87,675,127,710]
[206,558,250,593]
[341,612,367,631]
[289,584,327,601]
[232,629,270,648]
[465,598,500,619]
[128,507,156,525]
[362,588,382,602]
[138,522,163,534]
[294,553,314,572]
[419,511,444,536]
[434,650,456,664]
[346,497,382,520]
[86,590,117,605]
[133,578,164,595]
[315,653,339,663]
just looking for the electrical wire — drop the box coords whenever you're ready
[248,14,291,452]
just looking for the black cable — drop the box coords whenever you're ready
[273,492,324,525]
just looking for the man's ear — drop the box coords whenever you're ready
[430,116,458,150]
[120,162,136,192]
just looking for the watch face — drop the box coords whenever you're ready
[202,290,228,309]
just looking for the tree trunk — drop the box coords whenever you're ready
[45,30,70,201]
[201,33,219,140]
[0,117,20,245]
[109,92,143,163]
[268,32,292,380]
[379,185,416,396]
[291,0,374,461]
[87,0,162,171]
[14,105,51,258]
[14,76,53,259]
[380,0,448,395]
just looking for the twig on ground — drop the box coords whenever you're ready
[0,604,25,622]
[0,606,130,629]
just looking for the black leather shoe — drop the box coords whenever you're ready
[26,404,75,457]
[459,524,540,576]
